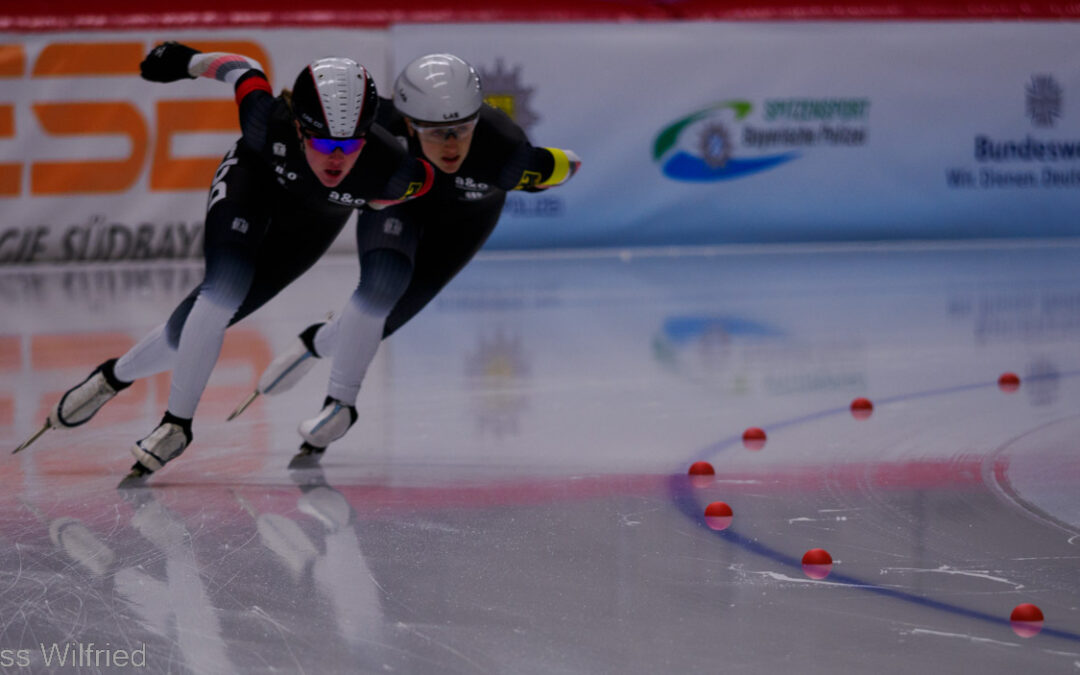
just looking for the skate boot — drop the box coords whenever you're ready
[123,412,193,484]
[289,397,357,468]
[51,359,132,428]
[15,359,132,454]
[227,323,325,420]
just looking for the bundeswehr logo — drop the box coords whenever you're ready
[1026,75,1062,128]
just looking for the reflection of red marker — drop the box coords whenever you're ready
[742,427,766,451]
[850,397,873,420]
[998,372,1021,393]
[688,461,715,488]
[1010,603,1044,638]
[704,501,733,531]
[801,548,833,579]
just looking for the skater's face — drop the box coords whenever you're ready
[407,117,477,174]
[296,123,365,187]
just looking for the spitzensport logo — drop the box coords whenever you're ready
[652,101,797,182]
[654,98,870,182]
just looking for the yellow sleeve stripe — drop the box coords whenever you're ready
[537,147,571,187]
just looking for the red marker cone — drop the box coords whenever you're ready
[704,501,733,531]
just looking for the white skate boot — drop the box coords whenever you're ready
[14,359,132,454]
[124,413,193,484]
[290,397,357,468]
[50,359,132,428]
[227,323,325,421]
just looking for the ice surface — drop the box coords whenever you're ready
[1,241,1079,673]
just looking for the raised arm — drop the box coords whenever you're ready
[140,42,274,151]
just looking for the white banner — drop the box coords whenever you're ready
[393,22,1080,247]
[3,23,1080,264]
[0,29,390,264]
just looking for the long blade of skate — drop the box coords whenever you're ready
[117,462,153,489]
[287,443,325,469]
[226,390,260,421]
[12,422,51,454]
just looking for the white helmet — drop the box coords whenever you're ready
[393,54,483,124]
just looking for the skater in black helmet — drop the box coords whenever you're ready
[14,42,434,483]
[230,53,581,466]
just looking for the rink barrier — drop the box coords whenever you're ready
[0,9,1078,262]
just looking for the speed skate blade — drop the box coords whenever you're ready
[117,463,153,489]
[227,390,260,421]
[288,443,325,469]
[12,422,51,454]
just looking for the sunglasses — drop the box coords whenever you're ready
[412,117,478,142]
[303,134,365,155]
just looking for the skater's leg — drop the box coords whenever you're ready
[129,146,273,473]
[383,198,503,338]
[113,323,177,382]
[293,212,419,460]
[325,248,413,405]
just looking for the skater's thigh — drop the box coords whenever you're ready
[355,207,421,265]
[231,204,352,324]
[383,198,503,338]
[166,147,275,344]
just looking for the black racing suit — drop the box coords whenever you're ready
[351,100,574,339]
[165,74,433,345]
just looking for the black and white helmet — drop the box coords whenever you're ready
[393,54,483,124]
[291,57,378,138]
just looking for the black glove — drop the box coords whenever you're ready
[140,42,200,83]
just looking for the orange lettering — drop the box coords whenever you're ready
[0,105,16,197]
[0,44,24,77]
[152,99,238,190]
[33,42,142,77]
[0,45,23,197]
[31,102,148,194]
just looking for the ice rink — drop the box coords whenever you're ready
[2,241,1080,674]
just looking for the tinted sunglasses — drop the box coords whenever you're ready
[303,133,365,155]
[412,117,479,141]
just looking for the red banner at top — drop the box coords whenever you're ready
[5,0,1079,31]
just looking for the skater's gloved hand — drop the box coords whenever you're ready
[140,42,200,82]
[565,149,582,179]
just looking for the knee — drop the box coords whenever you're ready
[355,249,412,313]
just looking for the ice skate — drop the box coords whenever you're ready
[117,462,155,489]
[14,359,131,454]
[125,413,192,483]
[288,397,357,468]
[227,322,325,421]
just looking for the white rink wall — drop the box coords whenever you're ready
[1,22,1079,264]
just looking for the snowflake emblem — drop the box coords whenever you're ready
[477,59,540,132]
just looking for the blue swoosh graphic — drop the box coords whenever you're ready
[662,151,799,182]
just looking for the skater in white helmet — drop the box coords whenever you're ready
[231,53,581,467]
[15,43,434,483]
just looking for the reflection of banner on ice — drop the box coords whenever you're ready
[653,315,867,397]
